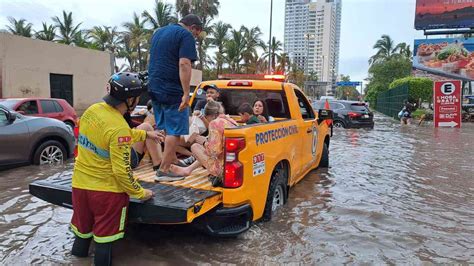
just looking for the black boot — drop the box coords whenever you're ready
[71,237,91,257]
[94,242,113,266]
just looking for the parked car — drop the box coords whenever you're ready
[0,98,77,130]
[462,96,474,113]
[0,105,75,169]
[313,100,374,129]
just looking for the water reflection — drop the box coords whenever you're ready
[1,115,474,264]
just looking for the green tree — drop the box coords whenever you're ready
[365,57,412,105]
[123,13,150,71]
[224,30,246,73]
[369,34,397,65]
[287,63,305,88]
[209,21,232,76]
[5,17,33,37]
[143,0,177,30]
[240,25,265,74]
[176,0,220,70]
[35,22,56,41]
[52,11,82,45]
[262,37,282,72]
[88,26,109,51]
[394,42,412,59]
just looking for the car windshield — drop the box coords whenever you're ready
[350,103,370,112]
[0,99,20,110]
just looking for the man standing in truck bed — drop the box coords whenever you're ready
[148,14,203,181]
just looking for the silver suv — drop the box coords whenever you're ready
[0,105,75,169]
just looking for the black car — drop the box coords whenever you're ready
[312,100,374,129]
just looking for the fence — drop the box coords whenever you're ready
[375,85,409,119]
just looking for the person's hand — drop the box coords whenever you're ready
[206,97,215,102]
[141,189,154,201]
[257,115,267,123]
[193,110,201,116]
[147,130,165,143]
[179,95,190,112]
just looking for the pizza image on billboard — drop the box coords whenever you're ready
[413,38,474,81]
[415,0,474,30]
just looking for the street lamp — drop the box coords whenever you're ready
[268,0,273,74]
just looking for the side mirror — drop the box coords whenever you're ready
[1,108,16,123]
[318,109,333,124]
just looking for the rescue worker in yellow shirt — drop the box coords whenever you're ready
[70,72,164,265]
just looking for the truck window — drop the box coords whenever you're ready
[294,89,315,120]
[215,89,291,119]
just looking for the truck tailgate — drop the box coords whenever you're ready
[29,165,222,224]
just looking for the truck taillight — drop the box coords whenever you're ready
[224,138,245,188]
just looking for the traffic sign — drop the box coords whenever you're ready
[434,80,461,128]
[336,81,362,87]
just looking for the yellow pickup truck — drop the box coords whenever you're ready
[29,78,333,236]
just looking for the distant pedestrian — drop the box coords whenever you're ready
[399,101,415,125]
[147,14,203,182]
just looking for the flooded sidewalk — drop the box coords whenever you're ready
[1,114,474,264]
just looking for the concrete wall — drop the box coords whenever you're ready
[0,33,113,113]
[0,33,203,113]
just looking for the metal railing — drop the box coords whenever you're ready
[375,85,409,119]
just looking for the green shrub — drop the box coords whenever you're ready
[389,77,433,103]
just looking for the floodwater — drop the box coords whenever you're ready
[1,115,474,264]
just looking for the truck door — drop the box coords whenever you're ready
[293,89,317,179]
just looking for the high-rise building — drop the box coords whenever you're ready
[284,0,342,95]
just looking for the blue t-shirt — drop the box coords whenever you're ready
[148,24,197,104]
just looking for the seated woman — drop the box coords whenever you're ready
[170,101,238,179]
[247,99,274,124]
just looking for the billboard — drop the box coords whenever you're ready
[415,0,474,30]
[413,38,474,81]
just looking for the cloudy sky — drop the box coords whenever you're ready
[0,0,425,82]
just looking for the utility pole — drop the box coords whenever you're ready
[268,0,273,74]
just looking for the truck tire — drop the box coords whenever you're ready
[33,140,66,165]
[320,143,329,168]
[262,164,288,222]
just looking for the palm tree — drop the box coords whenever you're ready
[52,11,82,45]
[88,26,109,51]
[5,17,33,37]
[35,22,56,41]
[142,0,177,30]
[262,37,282,72]
[369,34,397,65]
[224,30,246,73]
[241,26,265,74]
[209,21,231,75]
[73,30,94,49]
[118,33,138,71]
[276,52,289,74]
[394,42,412,59]
[176,0,220,70]
[123,13,150,71]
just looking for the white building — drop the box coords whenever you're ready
[284,0,342,95]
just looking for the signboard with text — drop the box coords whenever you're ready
[336,81,362,87]
[434,80,461,128]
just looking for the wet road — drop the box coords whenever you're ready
[1,115,474,264]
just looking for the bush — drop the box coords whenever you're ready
[389,77,433,103]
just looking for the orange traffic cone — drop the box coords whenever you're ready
[324,99,332,126]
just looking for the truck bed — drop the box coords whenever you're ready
[29,160,223,224]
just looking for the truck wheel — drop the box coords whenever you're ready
[33,140,66,165]
[262,164,288,222]
[333,120,345,128]
[320,143,329,168]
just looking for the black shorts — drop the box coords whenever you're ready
[130,148,144,169]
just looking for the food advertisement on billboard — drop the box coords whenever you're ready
[415,0,474,30]
[413,38,474,81]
